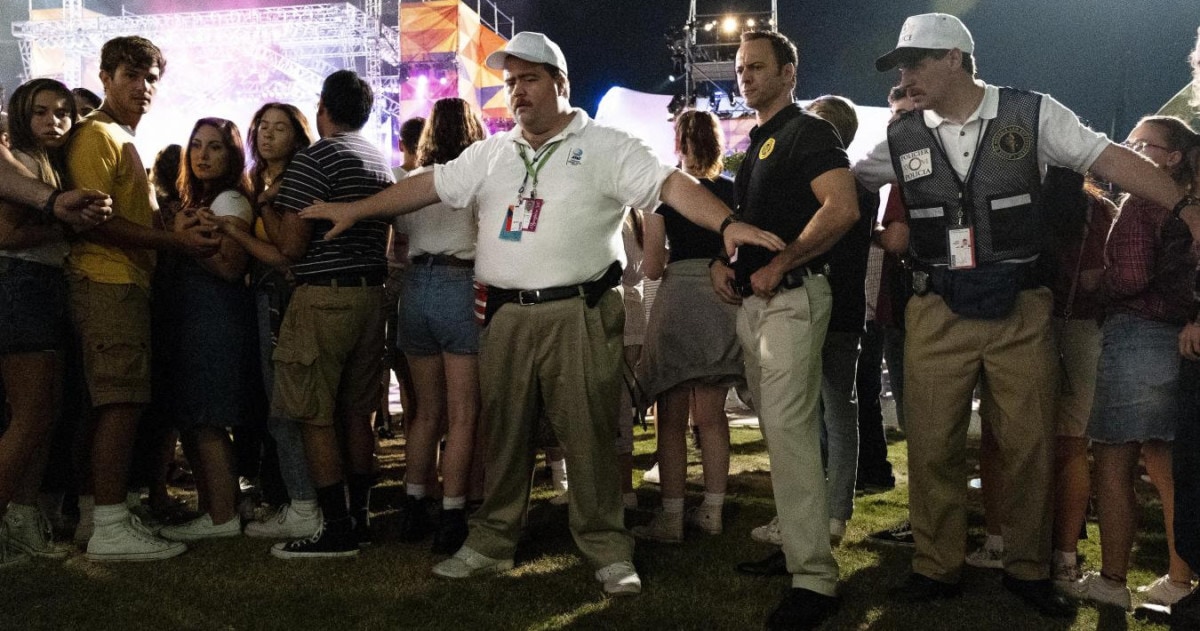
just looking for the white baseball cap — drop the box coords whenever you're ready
[485,31,568,76]
[875,13,974,72]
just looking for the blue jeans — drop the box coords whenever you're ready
[820,330,860,522]
[256,287,315,502]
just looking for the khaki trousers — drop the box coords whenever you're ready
[737,277,839,596]
[466,289,632,568]
[904,287,1057,581]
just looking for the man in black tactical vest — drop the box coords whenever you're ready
[854,12,1200,618]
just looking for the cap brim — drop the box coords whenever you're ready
[875,49,904,72]
[484,50,513,71]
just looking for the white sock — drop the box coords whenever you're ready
[443,496,466,510]
[662,497,685,514]
[1054,550,1077,567]
[985,533,1004,551]
[291,499,319,517]
[549,459,568,487]
[93,503,130,527]
[702,492,725,507]
[406,484,427,499]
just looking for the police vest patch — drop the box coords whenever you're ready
[758,138,776,160]
[992,125,1033,161]
[899,147,932,182]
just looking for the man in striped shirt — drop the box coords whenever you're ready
[262,69,394,559]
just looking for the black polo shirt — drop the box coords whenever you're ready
[733,104,849,282]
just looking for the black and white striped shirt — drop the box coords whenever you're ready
[275,132,394,281]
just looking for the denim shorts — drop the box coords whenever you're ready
[397,263,479,356]
[1088,312,1181,443]
[0,257,68,354]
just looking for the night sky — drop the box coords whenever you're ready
[2,0,1199,139]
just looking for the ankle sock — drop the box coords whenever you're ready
[93,503,130,527]
[406,483,426,500]
[291,499,319,517]
[984,533,1004,551]
[702,492,724,507]
[443,496,466,511]
[662,497,684,514]
[1054,550,1077,567]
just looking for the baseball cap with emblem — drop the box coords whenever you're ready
[485,31,569,76]
[875,13,974,72]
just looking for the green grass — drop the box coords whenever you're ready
[1,426,1177,630]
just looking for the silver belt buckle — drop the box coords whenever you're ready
[518,290,538,306]
[913,270,929,295]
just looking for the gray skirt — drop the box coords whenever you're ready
[637,258,744,407]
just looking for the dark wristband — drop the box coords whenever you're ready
[1172,194,1199,218]
[719,214,740,235]
[42,189,62,217]
[708,256,729,268]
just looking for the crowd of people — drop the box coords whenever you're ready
[1,12,1200,631]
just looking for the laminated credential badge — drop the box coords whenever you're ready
[899,148,932,182]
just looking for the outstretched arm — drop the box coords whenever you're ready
[658,170,786,256]
[299,171,440,240]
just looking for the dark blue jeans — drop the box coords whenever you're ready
[1175,359,1200,571]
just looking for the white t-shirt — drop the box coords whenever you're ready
[854,83,1110,191]
[434,109,674,290]
[0,150,69,267]
[210,189,253,224]
[393,165,477,259]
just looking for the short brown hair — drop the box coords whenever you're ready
[740,30,798,70]
[806,95,858,147]
[99,36,166,75]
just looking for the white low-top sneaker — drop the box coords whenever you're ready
[244,504,322,539]
[431,546,513,579]
[631,510,683,543]
[686,504,723,535]
[596,560,641,596]
[1137,575,1195,606]
[751,515,782,546]
[965,544,1005,569]
[1070,571,1132,611]
[159,514,241,542]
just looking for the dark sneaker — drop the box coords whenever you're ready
[400,495,433,543]
[432,508,468,555]
[735,550,788,576]
[889,573,961,603]
[270,519,359,559]
[766,588,840,630]
[1002,575,1076,618]
[352,514,373,548]
[867,520,914,547]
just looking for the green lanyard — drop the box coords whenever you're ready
[516,140,563,200]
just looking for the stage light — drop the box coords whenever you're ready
[703,21,715,32]
[669,74,676,82]
[746,18,756,27]
[721,17,738,34]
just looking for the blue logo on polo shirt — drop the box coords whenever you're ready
[567,148,583,165]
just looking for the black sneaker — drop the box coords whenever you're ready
[270,518,359,559]
[352,513,373,548]
[766,588,840,630]
[400,495,433,543]
[867,520,914,547]
[431,508,468,555]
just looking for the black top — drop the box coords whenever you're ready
[275,132,395,282]
[658,175,735,263]
[825,183,875,333]
[733,104,849,282]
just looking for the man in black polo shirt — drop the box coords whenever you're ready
[709,30,859,630]
[262,70,394,558]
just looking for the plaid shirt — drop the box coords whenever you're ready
[1102,195,1198,322]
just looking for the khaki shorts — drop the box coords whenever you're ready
[271,284,386,426]
[1052,317,1102,438]
[68,276,152,407]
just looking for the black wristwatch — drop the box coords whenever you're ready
[1172,194,1200,218]
[42,189,62,217]
[719,214,741,235]
[708,256,730,269]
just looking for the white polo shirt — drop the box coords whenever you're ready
[854,83,1110,191]
[434,109,674,290]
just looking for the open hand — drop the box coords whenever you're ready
[709,259,742,306]
[722,222,785,258]
[299,200,358,240]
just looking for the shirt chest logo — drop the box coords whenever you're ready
[899,147,933,182]
[992,125,1033,161]
[758,138,776,160]
[566,147,583,165]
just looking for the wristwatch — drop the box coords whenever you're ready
[719,214,741,235]
[1172,194,1200,218]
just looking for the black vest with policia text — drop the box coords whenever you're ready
[888,88,1043,266]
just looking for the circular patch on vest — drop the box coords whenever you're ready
[991,125,1033,161]
[758,138,776,160]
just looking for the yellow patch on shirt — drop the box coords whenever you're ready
[758,138,776,160]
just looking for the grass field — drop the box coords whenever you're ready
[0,425,1179,630]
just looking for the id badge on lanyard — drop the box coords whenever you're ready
[500,141,561,241]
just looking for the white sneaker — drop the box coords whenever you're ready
[595,560,641,596]
[1137,575,1195,606]
[751,515,782,546]
[73,519,93,548]
[0,523,30,569]
[3,507,70,559]
[965,543,1005,569]
[631,510,683,543]
[1052,559,1082,592]
[245,504,322,539]
[829,518,847,547]
[686,504,723,535]
[431,546,514,579]
[86,515,187,562]
[159,514,241,542]
[1070,571,1132,611]
[642,463,661,485]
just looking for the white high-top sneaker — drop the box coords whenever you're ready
[244,502,322,539]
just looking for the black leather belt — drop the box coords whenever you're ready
[411,253,474,268]
[301,271,387,287]
[734,263,830,298]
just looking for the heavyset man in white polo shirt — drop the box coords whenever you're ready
[301,31,783,595]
